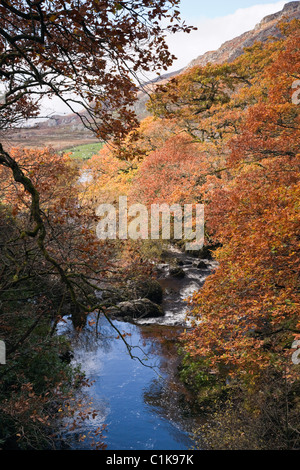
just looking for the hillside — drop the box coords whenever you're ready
[4,1,300,150]
[187,1,300,68]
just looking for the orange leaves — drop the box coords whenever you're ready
[179,22,300,379]
[129,134,206,207]
[0,144,113,283]
[0,146,78,210]
[148,62,250,147]
[228,22,300,169]
[83,143,136,208]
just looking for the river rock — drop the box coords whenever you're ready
[169,267,185,279]
[195,260,208,269]
[186,243,221,259]
[110,298,163,320]
[131,278,164,305]
[101,287,126,305]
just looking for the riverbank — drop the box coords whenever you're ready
[56,246,216,450]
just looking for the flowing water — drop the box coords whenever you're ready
[58,248,217,450]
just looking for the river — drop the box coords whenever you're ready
[57,248,217,450]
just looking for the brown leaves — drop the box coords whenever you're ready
[0,0,195,140]
[180,22,300,379]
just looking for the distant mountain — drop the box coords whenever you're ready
[135,1,300,122]
[186,1,300,69]
[6,1,300,150]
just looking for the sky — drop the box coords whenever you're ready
[41,0,288,115]
[178,0,286,19]
[165,0,287,72]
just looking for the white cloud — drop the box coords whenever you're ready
[164,1,286,72]
[38,93,84,118]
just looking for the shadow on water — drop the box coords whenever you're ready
[57,248,216,450]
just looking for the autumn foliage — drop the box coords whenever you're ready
[180,21,300,379]
[93,20,300,381]
[1,0,300,449]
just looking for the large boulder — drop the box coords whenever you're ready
[169,266,185,279]
[194,260,208,269]
[101,278,164,306]
[133,278,164,304]
[110,298,163,321]
[101,287,126,305]
[186,243,221,259]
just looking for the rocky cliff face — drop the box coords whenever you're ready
[186,1,300,69]
[134,2,300,120]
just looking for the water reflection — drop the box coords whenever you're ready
[57,248,214,450]
[58,315,197,450]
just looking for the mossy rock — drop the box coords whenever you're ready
[101,288,127,305]
[169,267,185,279]
[195,260,208,269]
[124,278,164,305]
[186,243,221,260]
[110,298,163,320]
[135,278,164,304]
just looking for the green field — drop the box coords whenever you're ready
[63,142,104,160]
